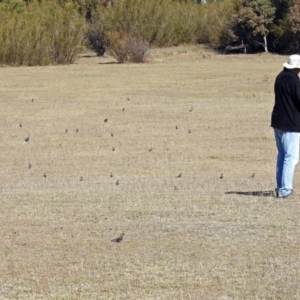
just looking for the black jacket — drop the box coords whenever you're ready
[271,68,300,132]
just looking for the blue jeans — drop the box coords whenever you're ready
[274,128,300,197]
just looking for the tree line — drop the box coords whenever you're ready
[0,0,300,66]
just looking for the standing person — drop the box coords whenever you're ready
[271,54,300,198]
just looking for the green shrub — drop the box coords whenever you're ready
[0,0,26,12]
[90,0,203,48]
[0,0,86,66]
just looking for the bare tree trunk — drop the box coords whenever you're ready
[263,34,268,52]
[242,39,247,53]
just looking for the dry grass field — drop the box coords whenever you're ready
[1,45,300,299]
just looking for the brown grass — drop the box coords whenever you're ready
[1,45,300,299]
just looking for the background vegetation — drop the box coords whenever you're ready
[1,0,300,65]
[0,0,85,66]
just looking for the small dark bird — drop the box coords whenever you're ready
[19,123,22,128]
[122,108,125,111]
[116,180,119,185]
[112,147,115,151]
[110,173,113,177]
[43,173,47,178]
[190,107,194,112]
[251,173,255,178]
[253,93,256,97]
[174,186,178,190]
[76,129,79,132]
[111,233,124,242]
[111,133,114,137]
[24,137,30,142]
[175,125,178,130]
[104,119,108,123]
[148,148,152,152]
[220,173,223,179]
[28,163,32,169]
[127,98,130,101]
[65,129,68,133]
[80,176,83,181]
[31,98,34,102]
[189,130,191,134]
[176,173,182,178]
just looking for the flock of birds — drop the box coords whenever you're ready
[21,98,256,244]
[22,99,196,188]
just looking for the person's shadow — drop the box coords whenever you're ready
[225,190,275,197]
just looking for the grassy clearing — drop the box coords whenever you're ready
[0,45,300,299]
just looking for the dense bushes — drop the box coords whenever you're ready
[95,0,203,47]
[78,0,300,55]
[0,0,85,66]
[87,0,205,62]
[1,0,300,66]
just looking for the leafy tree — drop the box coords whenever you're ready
[258,0,295,53]
[288,0,300,33]
[238,0,275,52]
[285,0,300,52]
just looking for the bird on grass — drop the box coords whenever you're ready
[43,173,47,178]
[104,119,108,123]
[148,148,152,152]
[110,173,113,177]
[251,173,255,178]
[28,163,32,169]
[174,186,178,190]
[220,173,223,179]
[80,177,83,181]
[24,137,30,142]
[176,173,182,178]
[111,233,124,243]
[116,180,119,185]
